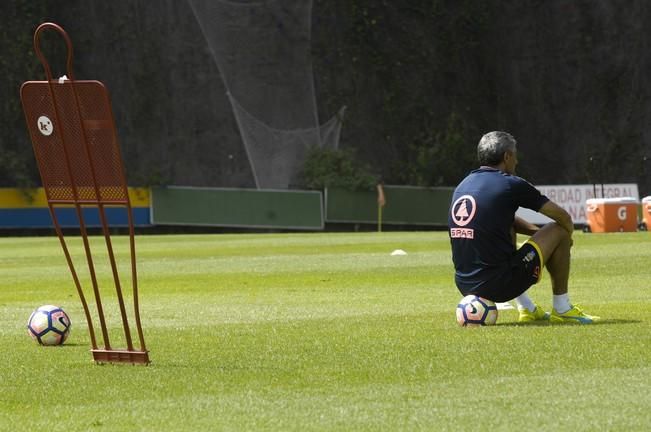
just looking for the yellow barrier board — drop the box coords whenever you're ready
[0,187,150,208]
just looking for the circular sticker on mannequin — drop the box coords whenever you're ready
[37,116,54,136]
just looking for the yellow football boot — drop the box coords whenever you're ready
[518,304,550,323]
[550,304,600,324]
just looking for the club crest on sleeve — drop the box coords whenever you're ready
[451,195,476,227]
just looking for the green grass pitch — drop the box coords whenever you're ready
[1,231,650,430]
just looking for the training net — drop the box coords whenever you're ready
[188,0,345,189]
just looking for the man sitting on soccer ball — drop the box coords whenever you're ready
[448,131,599,323]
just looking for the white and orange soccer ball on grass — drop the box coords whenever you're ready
[456,295,498,327]
[27,305,71,345]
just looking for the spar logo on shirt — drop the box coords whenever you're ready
[450,195,476,239]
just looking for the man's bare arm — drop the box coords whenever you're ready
[539,201,574,235]
[513,216,539,236]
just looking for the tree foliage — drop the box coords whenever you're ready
[2,1,650,193]
[299,147,377,191]
[0,2,48,187]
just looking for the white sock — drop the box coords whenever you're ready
[515,292,536,312]
[553,294,572,313]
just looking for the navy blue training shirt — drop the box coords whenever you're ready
[448,167,549,293]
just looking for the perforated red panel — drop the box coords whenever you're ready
[21,80,128,204]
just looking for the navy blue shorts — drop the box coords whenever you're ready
[470,240,544,303]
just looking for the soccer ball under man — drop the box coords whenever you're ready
[27,305,71,345]
[456,295,498,327]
